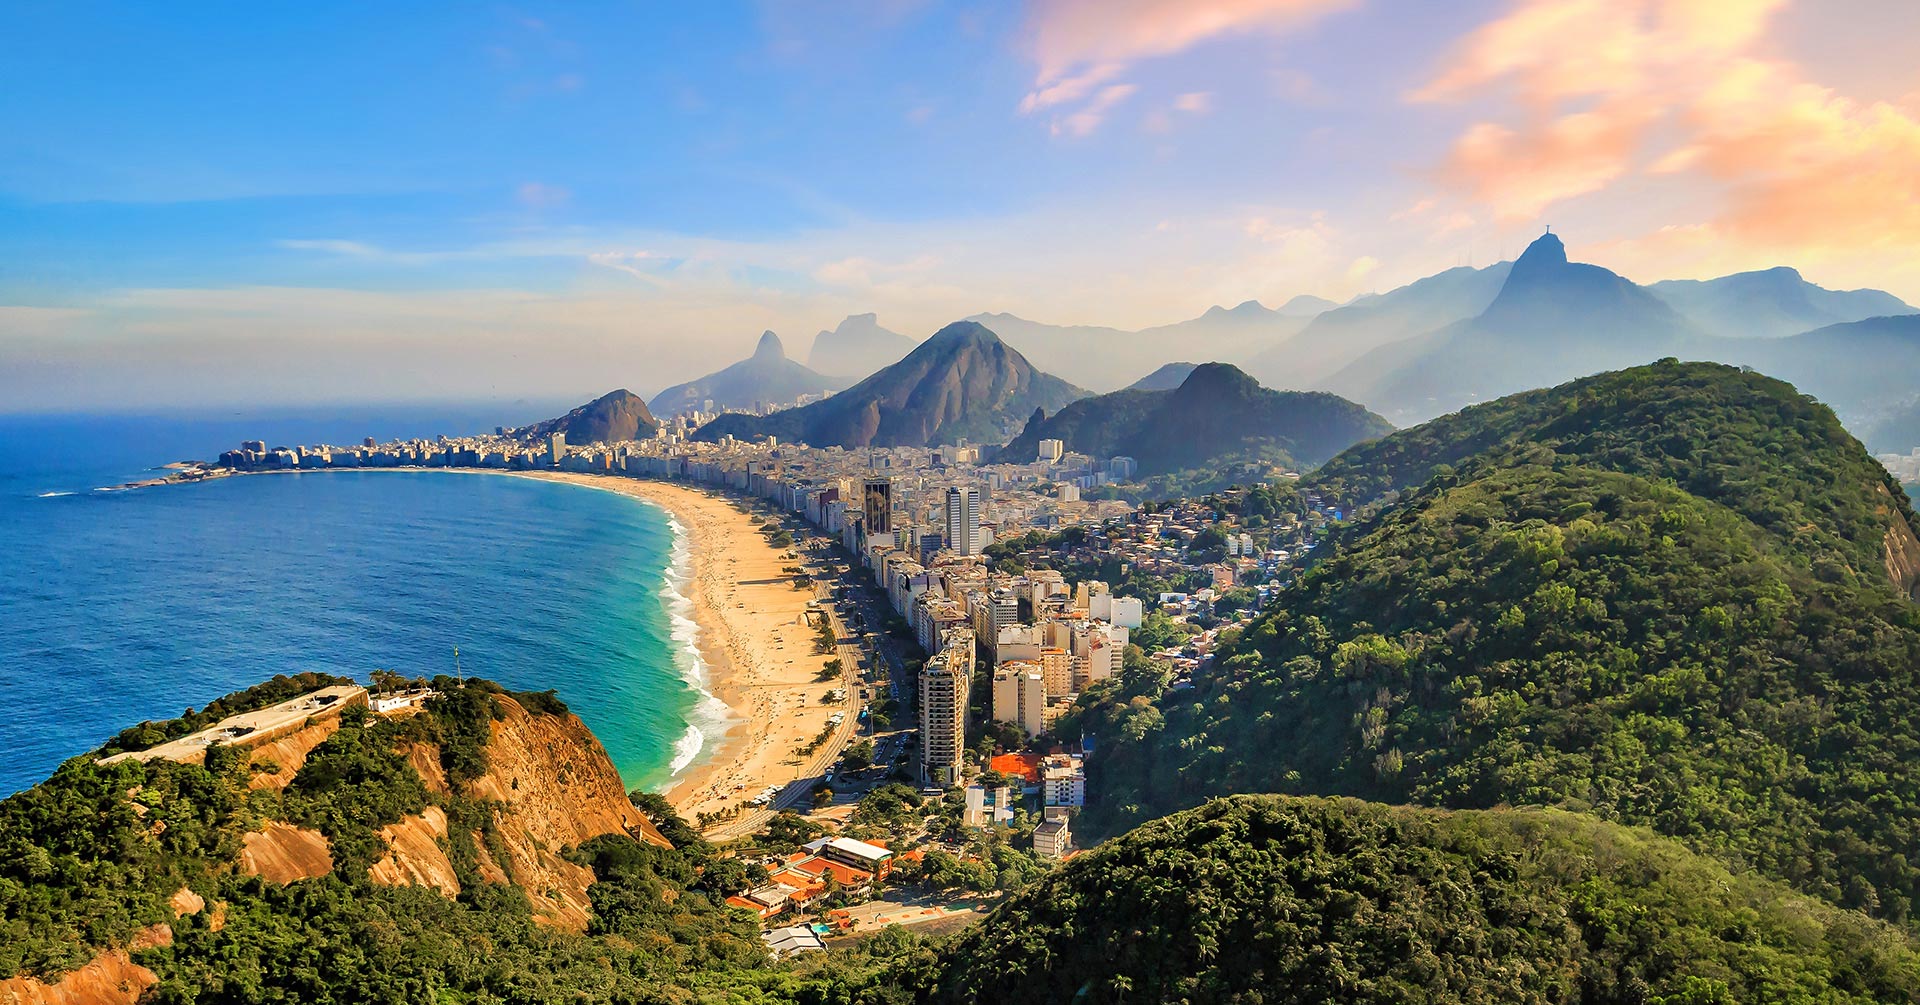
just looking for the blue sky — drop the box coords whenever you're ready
[4,1,1917,410]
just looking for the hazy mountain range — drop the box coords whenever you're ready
[620,234,1916,452]
[647,331,848,418]
[694,321,1085,449]
[964,294,1331,392]
[805,313,919,379]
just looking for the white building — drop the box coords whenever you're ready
[1043,753,1086,807]
[1037,438,1065,463]
[963,784,1015,828]
[991,661,1048,737]
[1033,806,1073,859]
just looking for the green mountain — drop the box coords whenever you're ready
[1076,361,1920,925]
[693,320,1086,448]
[1000,362,1391,475]
[647,331,849,418]
[912,796,1920,1005]
[518,389,659,445]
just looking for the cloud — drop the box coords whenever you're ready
[1055,84,1139,138]
[1416,0,1920,254]
[1019,0,1352,132]
[1435,101,1655,220]
[516,181,571,209]
[1174,91,1213,114]
[1026,0,1355,84]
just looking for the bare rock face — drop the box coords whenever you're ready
[239,822,334,884]
[0,926,171,1005]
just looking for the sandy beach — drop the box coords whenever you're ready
[505,472,849,827]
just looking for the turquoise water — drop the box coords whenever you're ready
[0,410,719,797]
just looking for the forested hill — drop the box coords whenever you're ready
[1304,359,1920,597]
[1075,363,1920,927]
[910,796,1920,1005]
[999,362,1390,475]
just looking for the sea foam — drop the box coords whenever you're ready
[658,511,735,777]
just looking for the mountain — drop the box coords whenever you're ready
[1275,293,1338,316]
[1124,361,1198,391]
[912,796,1920,1005]
[518,389,659,445]
[1322,234,1697,422]
[1001,362,1390,476]
[647,331,849,418]
[692,320,1087,448]
[965,300,1321,392]
[1712,314,1920,431]
[1076,361,1920,925]
[1650,266,1913,339]
[805,313,918,378]
[1867,398,1920,455]
[1245,263,1512,391]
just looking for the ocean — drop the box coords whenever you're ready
[0,407,724,798]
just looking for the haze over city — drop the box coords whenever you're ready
[5,0,1918,409]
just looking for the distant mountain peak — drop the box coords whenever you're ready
[1277,294,1338,317]
[1173,361,1261,399]
[1204,299,1270,320]
[1515,231,1568,270]
[926,319,998,348]
[753,330,785,361]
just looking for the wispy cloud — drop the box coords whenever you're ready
[1017,0,1352,135]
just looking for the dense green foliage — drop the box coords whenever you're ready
[1306,360,1920,593]
[1082,362,1920,926]
[1001,362,1391,477]
[915,795,1920,1004]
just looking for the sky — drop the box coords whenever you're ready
[3,0,1917,411]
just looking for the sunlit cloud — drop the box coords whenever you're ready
[1415,0,1920,264]
[1019,0,1353,134]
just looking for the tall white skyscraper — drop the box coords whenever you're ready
[920,630,974,786]
[944,485,980,556]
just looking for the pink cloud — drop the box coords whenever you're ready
[1019,0,1352,132]
[1416,0,1920,253]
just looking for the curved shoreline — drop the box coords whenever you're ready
[505,472,846,824]
[134,466,843,824]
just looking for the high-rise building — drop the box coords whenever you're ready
[919,629,974,786]
[944,486,980,556]
[549,433,567,466]
[1108,455,1137,480]
[991,661,1047,737]
[1037,438,1065,463]
[863,477,894,535]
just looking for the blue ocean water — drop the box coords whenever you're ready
[0,407,719,797]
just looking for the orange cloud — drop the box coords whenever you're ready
[1418,0,1920,255]
[1437,101,1655,219]
[1020,0,1353,133]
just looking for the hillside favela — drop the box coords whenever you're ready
[7,4,1920,1004]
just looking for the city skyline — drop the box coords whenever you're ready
[4,0,1919,411]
